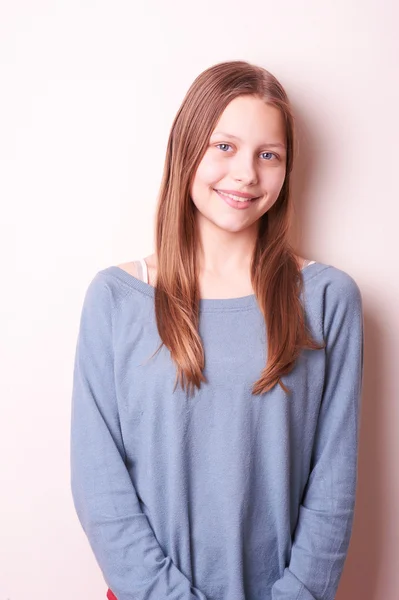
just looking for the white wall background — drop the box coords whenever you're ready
[1,1,398,599]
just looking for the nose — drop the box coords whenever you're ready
[232,152,258,185]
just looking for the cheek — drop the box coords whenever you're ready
[195,154,225,186]
[262,167,286,191]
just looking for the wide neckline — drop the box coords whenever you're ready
[105,262,325,312]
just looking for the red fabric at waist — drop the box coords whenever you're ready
[107,589,117,600]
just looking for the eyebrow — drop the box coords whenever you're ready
[211,131,286,150]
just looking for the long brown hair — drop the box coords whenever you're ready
[152,60,324,397]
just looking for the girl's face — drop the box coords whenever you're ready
[190,95,287,234]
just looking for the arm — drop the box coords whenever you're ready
[271,274,364,600]
[70,273,207,600]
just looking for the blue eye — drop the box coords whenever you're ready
[260,152,276,160]
[216,144,277,160]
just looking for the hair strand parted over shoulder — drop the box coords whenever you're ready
[151,60,325,398]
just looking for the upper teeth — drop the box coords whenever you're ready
[217,190,254,202]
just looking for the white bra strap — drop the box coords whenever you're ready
[139,258,149,284]
[302,260,316,270]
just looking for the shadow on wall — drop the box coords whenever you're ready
[337,307,384,600]
[289,102,383,600]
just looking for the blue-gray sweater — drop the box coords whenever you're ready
[70,262,364,600]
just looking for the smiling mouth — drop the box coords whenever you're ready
[214,190,259,202]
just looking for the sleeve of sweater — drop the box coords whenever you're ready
[70,273,208,600]
[271,272,365,600]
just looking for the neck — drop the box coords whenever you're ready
[195,212,258,278]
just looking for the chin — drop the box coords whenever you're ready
[214,218,255,234]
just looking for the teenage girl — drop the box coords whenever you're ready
[70,60,364,600]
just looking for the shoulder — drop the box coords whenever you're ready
[321,264,361,306]
[80,268,124,316]
[305,262,362,303]
[303,262,363,336]
[84,255,157,307]
[118,255,157,284]
[80,261,141,316]
[305,263,364,346]
[116,260,140,278]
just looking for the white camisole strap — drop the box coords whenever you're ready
[139,258,149,284]
[302,259,316,269]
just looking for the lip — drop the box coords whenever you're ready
[214,188,259,199]
[215,189,258,210]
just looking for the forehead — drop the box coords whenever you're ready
[211,95,285,144]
